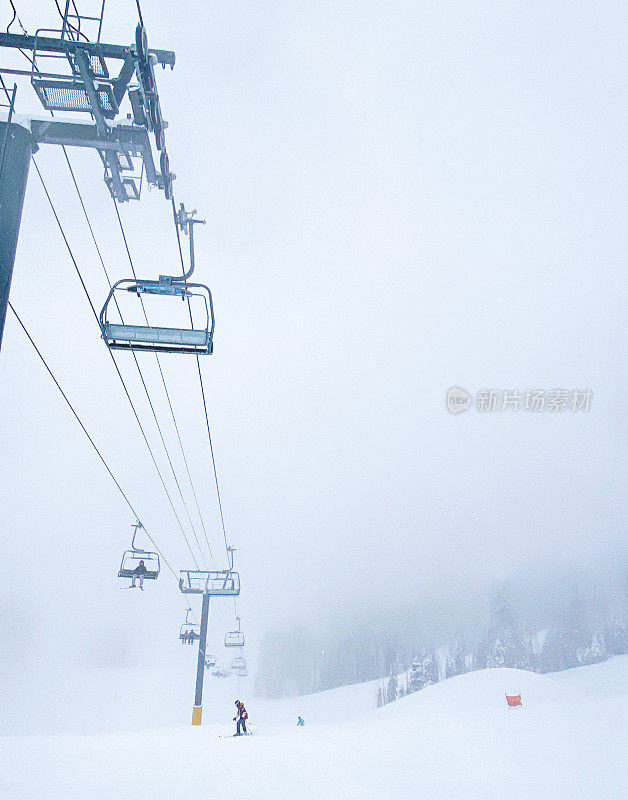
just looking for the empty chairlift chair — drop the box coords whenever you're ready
[100,277,214,354]
[231,656,246,670]
[225,617,245,648]
[212,667,229,678]
[99,206,214,354]
[224,630,246,647]
[118,521,160,583]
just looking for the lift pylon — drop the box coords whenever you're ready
[0,15,176,202]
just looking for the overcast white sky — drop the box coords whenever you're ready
[0,0,626,733]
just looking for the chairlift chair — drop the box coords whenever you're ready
[179,624,200,643]
[231,656,246,670]
[204,654,217,669]
[100,278,214,354]
[179,609,200,643]
[225,615,245,648]
[212,667,230,678]
[99,206,213,354]
[118,521,160,580]
[224,631,245,648]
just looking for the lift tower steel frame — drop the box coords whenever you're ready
[0,13,176,354]
[0,86,31,350]
[193,593,211,726]
[179,566,241,725]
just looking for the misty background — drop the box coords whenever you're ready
[0,0,626,733]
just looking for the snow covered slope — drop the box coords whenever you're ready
[1,656,626,800]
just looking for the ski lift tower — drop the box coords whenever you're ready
[0,83,29,352]
[179,551,241,726]
[0,2,175,352]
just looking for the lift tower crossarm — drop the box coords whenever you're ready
[23,116,160,189]
[0,32,175,68]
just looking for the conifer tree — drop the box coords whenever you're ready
[386,667,398,703]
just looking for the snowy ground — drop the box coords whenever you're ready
[1,656,626,799]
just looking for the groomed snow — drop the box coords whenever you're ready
[1,656,626,799]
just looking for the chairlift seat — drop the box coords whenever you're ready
[231,656,246,669]
[179,570,240,596]
[103,323,212,353]
[118,549,159,580]
[224,631,245,648]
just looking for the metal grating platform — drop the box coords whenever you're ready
[32,78,118,116]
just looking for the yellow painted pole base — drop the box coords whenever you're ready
[192,705,203,726]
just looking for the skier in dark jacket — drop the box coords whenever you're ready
[233,700,248,735]
[131,560,148,589]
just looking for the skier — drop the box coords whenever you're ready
[131,560,147,589]
[233,700,248,735]
[297,716,305,727]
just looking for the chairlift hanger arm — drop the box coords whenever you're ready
[130,520,143,550]
[0,32,175,68]
[176,204,205,282]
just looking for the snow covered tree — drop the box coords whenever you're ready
[386,667,398,704]
[606,618,628,656]
[605,595,628,656]
[454,642,467,675]
[446,643,468,678]
[377,687,384,707]
[407,657,425,693]
[424,654,439,685]
[485,583,532,670]
[474,639,488,670]
[578,632,607,665]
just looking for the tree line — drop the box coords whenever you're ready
[255,560,627,700]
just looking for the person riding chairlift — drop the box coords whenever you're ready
[233,700,248,735]
[131,560,148,590]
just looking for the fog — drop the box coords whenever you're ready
[0,1,626,732]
